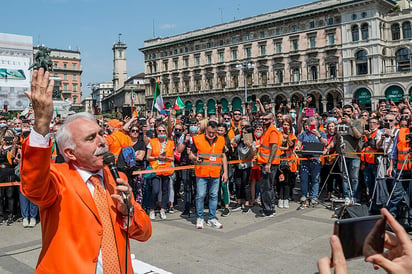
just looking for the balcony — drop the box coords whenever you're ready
[61,90,72,95]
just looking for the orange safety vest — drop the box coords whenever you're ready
[149,138,175,176]
[360,129,378,164]
[193,134,226,178]
[397,128,411,171]
[106,131,133,161]
[284,133,298,173]
[257,125,282,165]
[228,121,241,140]
[319,124,325,133]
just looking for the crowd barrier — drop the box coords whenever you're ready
[0,151,388,188]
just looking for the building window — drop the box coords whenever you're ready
[219,51,224,62]
[352,25,359,41]
[73,74,77,81]
[293,68,300,82]
[153,62,157,72]
[328,17,334,25]
[309,21,315,29]
[260,45,266,56]
[72,63,76,69]
[310,66,318,80]
[396,48,410,71]
[174,60,178,69]
[63,73,67,80]
[402,22,411,39]
[352,14,357,20]
[328,33,335,45]
[291,25,297,32]
[232,75,239,88]
[207,43,211,48]
[185,47,188,53]
[195,56,200,66]
[275,28,281,35]
[329,64,337,78]
[361,12,367,18]
[392,23,401,40]
[195,80,201,91]
[260,31,265,38]
[232,37,237,43]
[54,62,58,68]
[361,23,369,40]
[292,39,298,51]
[63,63,67,69]
[164,62,168,71]
[63,83,68,90]
[245,34,250,41]
[276,70,283,84]
[245,47,251,58]
[195,45,200,50]
[207,54,212,64]
[73,84,77,92]
[276,42,282,53]
[355,50,368,75]
[174,49,178,54]
[309,37,316,48]
[261,72,267,85]
[232,49,237,60]
[208,78,213,89]
[184,80,189,91]
[184,58,189,68]
[220,40,224,46]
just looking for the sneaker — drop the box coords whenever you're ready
[207,218,223,229]
[221,208,231,217]
[231,204,242,212]
[160,209,167,220]
[6,217,13,226]
[300,196,307,203]
[149,210,155,220]
[29,217,36,227]
[260,210,276,217]
[242,206,250,214]
[278,199,284,208]
[344,197,351,206]
[284,199,290,208]
[180,209,190,218]
[168,207,175,214]
[310,199,319,206]
[22,218,29,228]
[196,218,204,229]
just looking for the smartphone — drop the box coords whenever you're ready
[364,124,369,131]
[383,122,389,129]
[309,124,315,131]
[305,108,314,117]
[334,215,386,259]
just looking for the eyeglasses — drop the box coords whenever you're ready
[175,128,182,132]
[158,129,166,132]
[233,113,241,116]
[130,129,139,133]
[262,118,271,121]
[223,118,231,121]
[384,119,394,122]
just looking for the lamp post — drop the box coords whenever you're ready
[236,61,254,114]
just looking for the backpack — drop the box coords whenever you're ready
[120,146,136,168]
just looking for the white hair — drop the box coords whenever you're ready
[55,112,97,162]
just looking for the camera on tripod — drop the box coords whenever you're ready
[336,123,349,134]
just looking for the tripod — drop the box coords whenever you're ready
[385,151,411,208]
[318,135,355,209]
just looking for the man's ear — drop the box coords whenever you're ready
[63,147,76,162]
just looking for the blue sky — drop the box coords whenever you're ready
[4,0,312,98]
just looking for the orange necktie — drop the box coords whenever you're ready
[89,175,121,274]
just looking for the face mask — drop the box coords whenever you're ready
[14,127,21,132]
[158,134,166,139]
[290,113,296,119]
[22,128,30,132]
[174,130,182,138]
[223,122,231,127]
[150,127,155,131]
[255,132,263,138]
[0,123,6,128]
[189,126,198,134]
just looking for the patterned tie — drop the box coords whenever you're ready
[89,175,121,274]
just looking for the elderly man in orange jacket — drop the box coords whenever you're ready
[20,68,152,274]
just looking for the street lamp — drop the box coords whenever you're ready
[236,61,255,114]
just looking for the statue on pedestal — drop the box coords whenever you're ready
[29,46,53,72]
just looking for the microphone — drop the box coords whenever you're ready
[103,152,128,204]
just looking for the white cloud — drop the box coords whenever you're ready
[160,24,176,29]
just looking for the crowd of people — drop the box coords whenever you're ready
[1,92,412,233]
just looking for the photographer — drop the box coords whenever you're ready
[386,117,412,231]
[333,104,363,205]
[361,116,379,199]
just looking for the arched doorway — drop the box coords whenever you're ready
[221,98,229,113]
[232,97,242,112]
[195,100,204,114]
[207,99,216,115]
[185,101,193,112]
[354,88,372,110]
[385,85,404,103]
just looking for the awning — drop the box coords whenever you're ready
[232,97,243,112]
[385,85,404,103]
[196,100,204,114]
[207,99,216,114]
[354,88,371,105]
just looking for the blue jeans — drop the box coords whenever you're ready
[387,170,412,225]
[300,160,321,199]
[150,175,170,209]
[363,163,377,196]
[19,191,38,219]
[196,177,219,220]
[342,158,361,201]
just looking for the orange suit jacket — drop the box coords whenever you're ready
[20,138,152,274]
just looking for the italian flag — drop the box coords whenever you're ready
[153,78,167,114]
[174,96,185,111]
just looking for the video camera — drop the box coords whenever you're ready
[336,123,349,135]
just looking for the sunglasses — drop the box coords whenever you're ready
[175,128,182,132]
[223,118,231,121]
[130,129,139,133]
[158,129,166,132]
[233,113,241,116]
[384,119,394,122]
[262,118,271,121]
